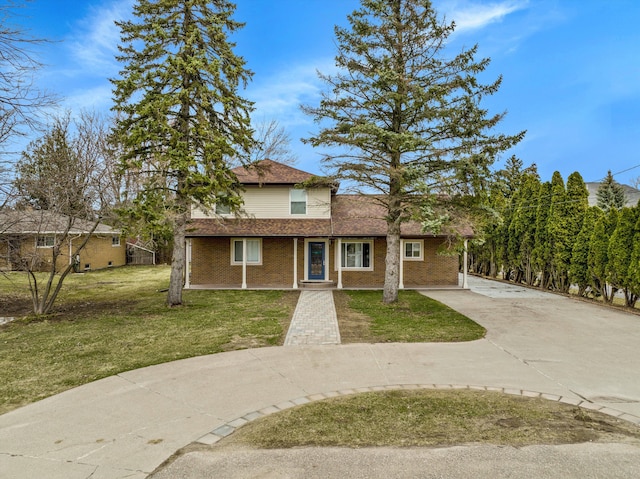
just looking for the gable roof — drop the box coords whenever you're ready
[232,159,316,185]
[0,210,120,235]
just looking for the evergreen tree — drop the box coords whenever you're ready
[627,207,640,303]
[588,208,619,303]
[607,206,638,307]
[111,0,255,306]
[532,181,552,289]
[302,0,523,303]
[569,207,601,297]
[509,172,541,285]
[596,170,627,212]
[547,172,571,292]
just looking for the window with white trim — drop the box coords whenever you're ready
[339,240,373,270]
[403,240,423,260]
[231,238,262,264]
[112,236,121,247]
[290,188,307,215]
[216,202,231,215]
[36,235,55,248]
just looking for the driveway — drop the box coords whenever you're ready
[1,276,639,478]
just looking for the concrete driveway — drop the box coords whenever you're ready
[1,276,639,478]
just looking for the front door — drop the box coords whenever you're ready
[308,242,325,280]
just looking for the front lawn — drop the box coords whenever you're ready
[0,266,298,415]
[1,268,483,415]
[335,290,486,343]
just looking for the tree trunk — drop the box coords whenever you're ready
[167,210,187,306]
[383,221,401,304]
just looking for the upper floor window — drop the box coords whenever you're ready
[112,236,121,247]
[290,188,307,215]
[36,235,55,248]
[216,202,231,215]
[404,240,423,260]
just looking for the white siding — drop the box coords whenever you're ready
[191,186,331,219]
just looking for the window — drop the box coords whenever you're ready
[340,241,372,270]
[404,241,423,260]
[112,236,121,247]
[36,235,55,248]
[232,238,261,264]
[216,202,231,215]
[290,189,307,215]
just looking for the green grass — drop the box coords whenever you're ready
[0,266,298,414]
[225,389,640,448]
[1,268,483,415]
[340,290,486,342]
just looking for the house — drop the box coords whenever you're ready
[0,210,125,272]
[186,160,471,289]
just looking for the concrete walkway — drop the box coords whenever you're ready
[284,290,340,346]
[1,277,640,478]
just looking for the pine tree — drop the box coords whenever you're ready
[111,0,255,306]
[302,0,523,303]
[596,170,627,212]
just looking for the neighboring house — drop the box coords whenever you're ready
[585,182,640,207]
[0,210,125,272]
[186,160,471,289]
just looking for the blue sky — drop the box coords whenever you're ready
[15,0,640,186]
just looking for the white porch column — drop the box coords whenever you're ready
[292,238,298,289]
[185,238,192,289]
[399,239,405,289]
[462,239,469,289]
[241,238,247,289]
[337,238,343,289]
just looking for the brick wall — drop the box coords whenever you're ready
[190,237,300,287]
[189,236,459,288]
[1,234,125,272]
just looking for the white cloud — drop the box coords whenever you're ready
[247,59,337,127]
[442,1,528,32]
[67,0,133,76]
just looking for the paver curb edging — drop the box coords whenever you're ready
[195,383,640,445]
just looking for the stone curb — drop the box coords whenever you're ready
[195,383,640,445]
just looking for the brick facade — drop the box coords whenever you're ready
[189,236,458,288]
[0,235,126,272]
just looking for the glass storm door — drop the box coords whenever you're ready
[308,242,325,280]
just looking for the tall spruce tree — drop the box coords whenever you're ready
[302,0,523,303]
[111,0,254,306]
[596,170,627,212]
